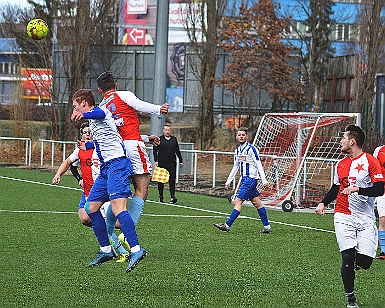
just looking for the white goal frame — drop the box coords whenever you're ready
[232,112,361,212]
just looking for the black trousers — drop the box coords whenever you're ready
[158,163,176,198]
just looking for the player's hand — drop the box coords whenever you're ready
[180,162,184,168]
[341,186,359,195]
[155,162,158,167]
[148,135,160,146]
[71,110,84,121]
[225,183,230,190]
[160,103,169,114]
[52,175,60,185]
[315,203,325,216]
[79,179,84,188]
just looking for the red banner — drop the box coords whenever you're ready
[21,68,52,100]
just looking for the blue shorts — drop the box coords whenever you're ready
[236,177,260,201]
[88,157,133,203]
[78,192,87,210]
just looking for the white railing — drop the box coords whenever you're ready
[37,139,236,188]
[0,137,32,166]
[39,139,77,168]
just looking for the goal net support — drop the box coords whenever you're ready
[247,112,361,211]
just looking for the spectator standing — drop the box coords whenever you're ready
[153,124,183,203]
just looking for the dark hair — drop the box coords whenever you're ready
[72,89,96,107]
[80,122,89,134]
[96,71,115,92]
[345,124,365,148]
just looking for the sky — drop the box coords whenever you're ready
[0,0,31,8]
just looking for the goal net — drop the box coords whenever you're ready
[244,112,361,211]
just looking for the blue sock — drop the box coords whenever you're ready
[116,210,139,249]
[88,210,110,248]
[379,230,385,253]
[111,232,128,254]
[226,209,240,227]
[128,196,144,225]
[105,205,117,236]
[257,207,269,226]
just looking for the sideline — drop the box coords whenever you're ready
[0,175,335,234]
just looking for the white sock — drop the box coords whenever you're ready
[100,245,111,253]
[130,245,140,253]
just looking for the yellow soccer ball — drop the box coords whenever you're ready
[27,19,49,40]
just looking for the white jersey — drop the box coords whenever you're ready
[226,141,267,185]
[85,106,126,164]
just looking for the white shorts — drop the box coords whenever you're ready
[123,140,153,175]
[376,194,385,218]
[334,212,378,258]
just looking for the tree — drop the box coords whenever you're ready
[355,0,385,141]
[302,0,335,110]
[184,0,227,150]
[218,0,304,112]
[0,0,117,140]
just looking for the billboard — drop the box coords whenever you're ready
[21,68,52,100]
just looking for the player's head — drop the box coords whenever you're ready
[80,122,92,142]
[345,124,365,148]
[97,71,117,93]
[341,124,365,152]
[236,127,248,144]
[163,124,172,137]
[72,89,96,110]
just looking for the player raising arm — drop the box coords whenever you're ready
[71,89,146,273]
[96,71,168,233]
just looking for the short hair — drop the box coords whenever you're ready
[72,89,96,107]
[96,71,115,92]
[80,122,89,134]
[237,127,248,134]
[345,124,365,148]
[164,124,171,129]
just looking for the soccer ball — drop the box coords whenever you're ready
[27,19,49,40]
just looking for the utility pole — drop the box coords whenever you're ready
[150,0,169,136]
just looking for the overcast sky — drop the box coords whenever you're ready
[0,0,31,8]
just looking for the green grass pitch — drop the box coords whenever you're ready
[0,166,384,307]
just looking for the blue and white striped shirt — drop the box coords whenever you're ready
[225,142,267,185]
[82,106,126,164]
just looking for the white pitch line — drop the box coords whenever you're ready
[0,175,82,191]
[0,175,335,233]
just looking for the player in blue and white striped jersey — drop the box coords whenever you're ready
[214,127,272,233]
[71,89,146,273]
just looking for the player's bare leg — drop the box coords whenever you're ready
[126,173,150,225]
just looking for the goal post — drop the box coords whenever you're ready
[242,112,361,212]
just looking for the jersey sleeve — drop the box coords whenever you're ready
[368,154,384,183]
[251,146,268,184]
[118,91,161,114]
[68,148,80,163]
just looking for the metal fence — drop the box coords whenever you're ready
[1,138,237,189]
